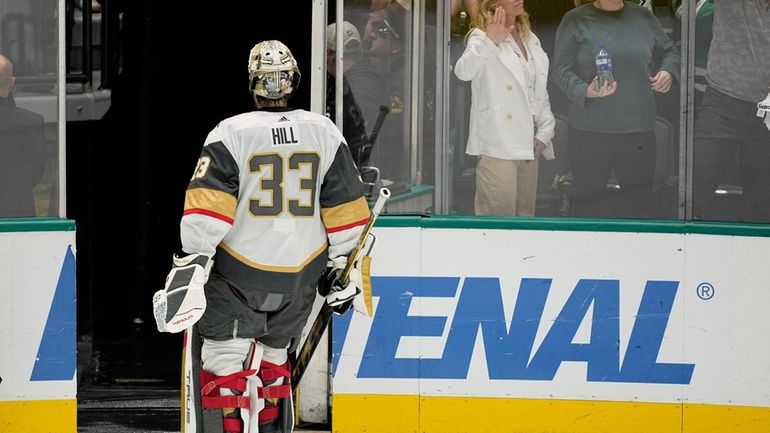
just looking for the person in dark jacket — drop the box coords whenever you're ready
[326,21,371,167]
[327,20,389,147]
[692,0,770,223]
[0,54,47,217]
[552,0,680,218]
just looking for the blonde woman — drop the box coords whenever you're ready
[455,0,556,217]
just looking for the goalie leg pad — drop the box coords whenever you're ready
[246,343,293,433]
[200,338,259,433]
[183,327,204,433]
[200,370,251,433]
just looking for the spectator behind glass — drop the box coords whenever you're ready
[363,1,440,188]
[363,4,409,185]
[672,0,714,109]
[692,0,770,223]
[455,0,556,217]
[326,21,370,167]
[552,0,679,219]
[327,20,389,167]
[452,0,479,37]
[0,54,46,217]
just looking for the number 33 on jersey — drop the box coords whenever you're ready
[180,108,370,292]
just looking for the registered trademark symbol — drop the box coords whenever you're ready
[696,282,714,300]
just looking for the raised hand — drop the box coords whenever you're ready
[485,7,514,45]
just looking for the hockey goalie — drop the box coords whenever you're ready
[152,40,372,433]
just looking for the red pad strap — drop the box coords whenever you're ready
[201,395,251,410]
[257,384,292,399]
[200,369,257,396]
[258,360,291,382]
[259,405,280,422]
[223,417,242,433]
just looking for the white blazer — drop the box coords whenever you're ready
[455,28,555,160]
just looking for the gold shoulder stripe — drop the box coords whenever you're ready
[219,242,328,273]
[184,188,237,220]
[321,197,371,232]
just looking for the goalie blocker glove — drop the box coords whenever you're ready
[152,253,213,333]
[318,256,362,315]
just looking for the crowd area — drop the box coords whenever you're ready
[1,0,768,222]
[325,0,770,222]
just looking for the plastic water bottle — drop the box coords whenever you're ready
[595,46,615,90]
[758,90,770,131]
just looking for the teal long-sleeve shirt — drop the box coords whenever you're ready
[552,1,680,133]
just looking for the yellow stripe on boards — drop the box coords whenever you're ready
[683,403,770,433]
[0,399,76,432]
[419,396,682,433]
[333,394,770,433]
[333,394,420,433]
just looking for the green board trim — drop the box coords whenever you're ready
[0,218,76,233]
[685,221,770,237]
[375,215,770,238]
[387,184,433,203]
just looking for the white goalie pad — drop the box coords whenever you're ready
[182,327,201,433]
[194,340,293,433]
[153,254,212,333]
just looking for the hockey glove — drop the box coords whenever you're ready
[152,253,213,333]
[318,256,362,315]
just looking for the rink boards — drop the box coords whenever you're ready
[331,218,770,433]
[0,220,76,432]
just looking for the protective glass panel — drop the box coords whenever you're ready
[0,0,60,217]
[332,0,437,214]
[449,0,682,219]
[691,0,770,223]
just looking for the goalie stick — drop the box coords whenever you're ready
[291,187,390,390]
[353,104,390,168]
[368,105,390,152]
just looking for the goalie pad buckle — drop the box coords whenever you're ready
[200,369,255,411]
[256,360,292,426]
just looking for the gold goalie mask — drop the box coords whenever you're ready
[247,40,301,99]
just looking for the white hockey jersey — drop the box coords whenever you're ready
[180,107,370,293]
